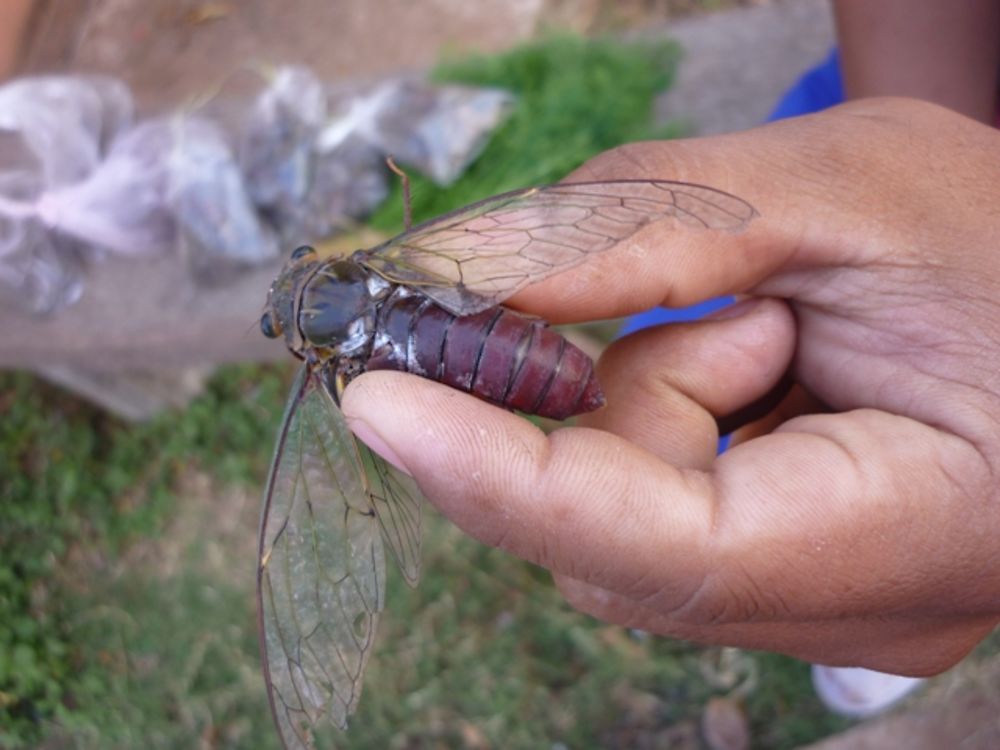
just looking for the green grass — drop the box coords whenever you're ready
[1,358,850,748]
[0,366,290,747]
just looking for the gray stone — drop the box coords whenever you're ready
[651,0,835,134]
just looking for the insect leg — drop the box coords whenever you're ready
[386,156,412,230]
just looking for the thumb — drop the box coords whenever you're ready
[341,370,712,587]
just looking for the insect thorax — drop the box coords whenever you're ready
[298,260,392,359]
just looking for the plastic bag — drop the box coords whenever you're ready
[0,68,513,316]
[21,115,278,285]
[239,66,327,214]
[0,227,86,316]
[237,66,390,243]
[0,74,132,187]
[0,168,86,314]
[0,202,87,317]
[320,79,515,186]
[0,75,133,314]
[293,132,389,241]
[35,119,176,257]
[166,116,280,283]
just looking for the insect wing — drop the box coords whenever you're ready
[358,442,422,587]
[257,366,385,747]
[357,180,757,316]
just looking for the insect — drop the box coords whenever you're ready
[256,174,757,749]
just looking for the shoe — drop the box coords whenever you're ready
[811,664,925,718]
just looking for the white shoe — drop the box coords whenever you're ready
[811,665,925,718]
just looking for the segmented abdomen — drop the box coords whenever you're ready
[364,291,604,420]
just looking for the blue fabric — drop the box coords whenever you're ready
[768,49,844,122]
[619,49,844,450]
[617,295,735,335]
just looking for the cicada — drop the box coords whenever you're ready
[257,177,757,748]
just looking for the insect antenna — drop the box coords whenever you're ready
[243,307,268,340]
[385,156,412,231]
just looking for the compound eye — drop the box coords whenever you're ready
[290,245,316,262]
[260,311,281,339]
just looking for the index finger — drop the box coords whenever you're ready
[503,138,773,322]
[505,116,867,323]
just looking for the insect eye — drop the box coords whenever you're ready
[260,312,281,339]
[290,245,316,262]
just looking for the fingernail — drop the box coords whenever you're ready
[705,297,762,320]
[347,418,412,476]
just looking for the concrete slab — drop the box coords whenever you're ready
[21,0,546,114]
[650,0,835,134]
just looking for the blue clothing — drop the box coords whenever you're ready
[620,49,844,449]
[768,50,844,122]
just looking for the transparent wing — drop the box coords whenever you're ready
[359,443,422,587]
[357,179,758,316]
[257,365,385,748]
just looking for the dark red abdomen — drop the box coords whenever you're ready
[365,292,604,420]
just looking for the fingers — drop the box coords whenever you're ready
[343,371,716,597]
[582,297,796,467]
[342,372,989,621]
[710,410,994,619]
[337,100,1000,674]
[725,384,827,447]
[504,129,813,324]
[551,573,997,675]
[506,98,1000,325]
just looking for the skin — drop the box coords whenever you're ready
[342,98,1000,676]
[0,0,33,80]
[834,0,1000,124]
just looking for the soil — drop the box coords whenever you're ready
[20,0,547,114]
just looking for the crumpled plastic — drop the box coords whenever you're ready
[0,68,514,316]
[0,222,87,316]
[0,74,132,187]
[35,119,177,258]
[320,78,515,187]
[167,116,280,283]
[0,75,132,314]
[239,66,327,221]
[23,115,279,286]
[236,66,390,243]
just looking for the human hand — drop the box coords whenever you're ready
[343,98,1000,675]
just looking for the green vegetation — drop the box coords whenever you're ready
[1,365,851,749]
[0,367,290,747]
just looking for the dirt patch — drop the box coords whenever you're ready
[21,0,546,113]
[122,469,259,584]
